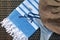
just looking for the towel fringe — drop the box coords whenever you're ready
[0,18,28,40]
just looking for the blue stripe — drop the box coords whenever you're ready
[19,7,27,15]
[7,0,39,37]
[34,0,39,4]
[19,0,39,27]
[22,0,39,13]
[33,20,40,27]
[8,9,36,37]
[22,3,31,11]
[27,0,39,11]
[36,0,39,4]
[19,5,39,26]
[19,5,39,27]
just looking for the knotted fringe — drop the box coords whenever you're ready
[0,18,28,40]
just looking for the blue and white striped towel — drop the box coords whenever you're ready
[0,0,39,40]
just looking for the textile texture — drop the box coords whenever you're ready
[0,0,60,40]
[0,0,40,40]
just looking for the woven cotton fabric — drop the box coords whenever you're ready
[0,0,40,40]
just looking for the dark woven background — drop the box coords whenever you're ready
[0,0,40,40]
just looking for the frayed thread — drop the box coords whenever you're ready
[0,18,28,40]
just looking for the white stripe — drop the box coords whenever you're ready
[23,0,39,14]
[16,7,38,30]
[16,7,25,16]
[20,4,29,14]
[29,0,38,9]
[28,21,39,30]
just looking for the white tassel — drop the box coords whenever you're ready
[9,28,19,36]
[6,24,16,33]
[1,18,8,27]
[0,18,28,40]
